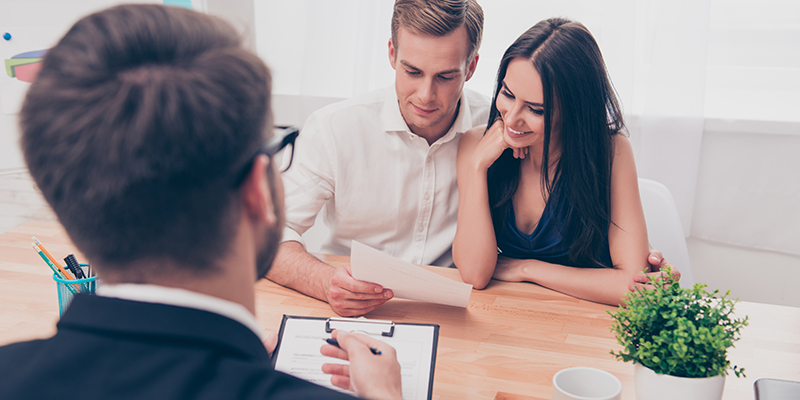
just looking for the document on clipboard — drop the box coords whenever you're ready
[272,315,439,400]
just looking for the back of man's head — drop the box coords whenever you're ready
[391,0,484,61]
[21,4,272,277]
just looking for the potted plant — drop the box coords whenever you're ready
[608,267,748,400]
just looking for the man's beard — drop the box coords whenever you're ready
[254,175,285,281]
[255,223,281,280]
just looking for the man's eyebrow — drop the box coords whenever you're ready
[399,60,461,75]
[437,68,462,75]
[400,60,420,71]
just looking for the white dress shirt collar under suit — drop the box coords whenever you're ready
[281,86,490,266]
[98,283,265,340]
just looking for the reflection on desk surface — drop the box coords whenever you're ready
[1,221,798,400]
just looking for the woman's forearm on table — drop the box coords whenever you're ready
[497,257,637,306]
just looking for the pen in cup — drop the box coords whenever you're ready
[323,338,382,355]
[63,254,86,279]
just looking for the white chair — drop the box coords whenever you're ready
[638,178,695,287]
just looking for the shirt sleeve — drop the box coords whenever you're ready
[280,113,336,246]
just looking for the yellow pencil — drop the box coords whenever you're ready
[32,243,77,294]
[32,236,75,280]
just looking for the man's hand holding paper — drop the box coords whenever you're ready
[350,241,472,308]
[325,265,394,316]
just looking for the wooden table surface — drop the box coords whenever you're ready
[1,220,798,399]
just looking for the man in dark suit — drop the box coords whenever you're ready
[0,4,401,399]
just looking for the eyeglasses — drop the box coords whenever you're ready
[262,126,299,173]
[233,126,299,187]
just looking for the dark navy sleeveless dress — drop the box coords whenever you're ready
[495,181,614,269]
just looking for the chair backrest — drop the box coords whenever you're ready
[638,178,695,287]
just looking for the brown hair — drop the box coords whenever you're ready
[20,4,273,275]
[391,0,484,61]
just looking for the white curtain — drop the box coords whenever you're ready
[255,0,394,99]
[627,0,711,237]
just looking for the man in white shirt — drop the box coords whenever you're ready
[269,0,673,317]
[267,0,489,316]
[0,5,401,399]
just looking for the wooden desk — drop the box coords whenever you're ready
[1,221,798,400]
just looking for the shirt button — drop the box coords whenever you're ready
[411,258,418,264]
[423,193,430,201]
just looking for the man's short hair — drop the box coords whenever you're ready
[391,0,484,61]
[21,4,272,276]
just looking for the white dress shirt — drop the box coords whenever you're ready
[97,284,264,340]
[281,86,490,266]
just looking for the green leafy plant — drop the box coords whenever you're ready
[608,267,748,378]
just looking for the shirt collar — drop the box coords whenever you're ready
[97,284,265,340]
[381,85,476,144]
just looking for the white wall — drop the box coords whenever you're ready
[0,0,255,173]
[0,116,23,173]
[1,1,149,172]
[686,122,800,307]
[688,237,800,307]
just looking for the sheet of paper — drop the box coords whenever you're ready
[273,317,436,400]
[350,241,472,308]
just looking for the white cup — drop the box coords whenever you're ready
[552,367,622,400]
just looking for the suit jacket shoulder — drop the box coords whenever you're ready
[0,295,355,400]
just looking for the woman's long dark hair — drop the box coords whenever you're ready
[486,18,626,267]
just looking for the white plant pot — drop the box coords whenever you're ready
[634,363,725,400]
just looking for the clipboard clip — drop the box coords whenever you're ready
[325,317,395,337]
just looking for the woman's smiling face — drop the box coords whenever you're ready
[495,58,557,150]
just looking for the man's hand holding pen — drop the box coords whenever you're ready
[325,337,382,355]
[321,330,403,400]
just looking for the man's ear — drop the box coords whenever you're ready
[240,155,277,227]
[388,38,397,70]
[465,54,479,82]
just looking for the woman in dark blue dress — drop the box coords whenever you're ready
[453,18,655,305]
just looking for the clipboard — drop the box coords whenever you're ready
[272,315,440,400]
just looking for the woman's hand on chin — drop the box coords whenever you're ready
[473,119,511,170]
[512,146,528,159]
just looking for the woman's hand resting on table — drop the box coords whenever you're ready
[492,249,681,292]
[629,249,681,291]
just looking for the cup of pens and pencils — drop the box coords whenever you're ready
[31,236,98,316]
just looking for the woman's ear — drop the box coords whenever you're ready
[240,155,277,227]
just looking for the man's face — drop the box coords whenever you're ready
[389,25,478,141]
[255,162,286,280]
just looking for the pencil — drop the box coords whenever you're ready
[32,243,77,295]
[32,237,74,280]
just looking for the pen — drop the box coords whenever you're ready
[63,254,86,279]
[32,237,75,280]
[64,254,92,292]
[324,338,382,355]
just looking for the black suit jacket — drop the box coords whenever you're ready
[0,294,356,399]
